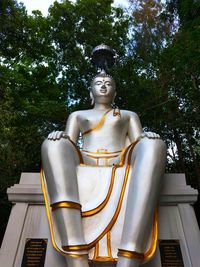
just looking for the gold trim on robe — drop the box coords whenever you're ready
[82,109,112,136]
[51,201,82,211]
[40,140,158,262]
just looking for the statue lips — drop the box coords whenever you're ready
[100,88,107,94]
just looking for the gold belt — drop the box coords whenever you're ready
[81,149,122,167]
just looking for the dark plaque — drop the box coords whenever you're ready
[159,240,184,267]
[21,238,48,267]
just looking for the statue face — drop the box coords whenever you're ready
[91,76,116,104]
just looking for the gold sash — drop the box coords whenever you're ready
[82,109,112,136]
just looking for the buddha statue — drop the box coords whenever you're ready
[41,45,166,267]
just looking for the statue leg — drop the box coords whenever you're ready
[117,138,166,267]
[41,138,89,267]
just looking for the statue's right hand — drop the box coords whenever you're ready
[47,131,69,141]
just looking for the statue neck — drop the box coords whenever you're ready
[93,103,112,111]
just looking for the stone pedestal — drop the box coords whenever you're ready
[0,173,200,267]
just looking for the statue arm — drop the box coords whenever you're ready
[128,112,161,143]
[64,112,80,143]
[47,112,80,142]
[128,112,143,143]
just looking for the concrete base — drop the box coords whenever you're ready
[0,173,200,267]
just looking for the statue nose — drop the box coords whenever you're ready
[101,84,106,89]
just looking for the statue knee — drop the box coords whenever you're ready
[41,138,75,159]
[152,139,167,156]
[41,139,48,154]
[135,138,166,161]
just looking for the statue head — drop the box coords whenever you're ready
[90,73,116,106]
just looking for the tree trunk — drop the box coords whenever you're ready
[173,128,186,174]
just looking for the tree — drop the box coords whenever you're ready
[0,0,129,244]
[125,0,200,191]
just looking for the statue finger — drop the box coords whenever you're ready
[48,131,54,140]
[57,131,63,139]
[146,132,152,138]
[53,131,58,140]
[55,131,60,140]
[152,133,157,138]
[148,132,154,138]
[152,133,160,139]
[50,132,54,140]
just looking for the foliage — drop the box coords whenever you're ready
[125,0,200,189]
[0,0,129,243]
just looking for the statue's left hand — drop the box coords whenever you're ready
[47,131,69,141]
[138,132,160,140]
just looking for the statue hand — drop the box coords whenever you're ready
[138,132,160,140]
[47,131,69,141]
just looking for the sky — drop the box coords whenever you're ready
[18,0,129,16]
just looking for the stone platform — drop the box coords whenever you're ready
[0,173,200,267]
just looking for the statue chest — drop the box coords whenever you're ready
[79,114,128,135]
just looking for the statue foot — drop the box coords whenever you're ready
[116,256,140,267]
[65,254,90,267]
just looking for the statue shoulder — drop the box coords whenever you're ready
[68,110,86,117]
[68,109,92,121]
[120,110,139,119]
[68,110,80,117]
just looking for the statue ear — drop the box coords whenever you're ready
[90,91,94,106]
[112,91,117,104]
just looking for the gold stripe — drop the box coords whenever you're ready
[86,143,135,249]
[79,142,137,168]
[117,209,158,262]
[119,142,135,166]
[79,163,111,167]
[40,168,63,254]
[68,138,84,164]
[143,208,158,261]
[41,139,158,259]
[82,149,122,154]
[42,140,158,257]
[81,142,137,216]
[85,154,119,159]
[81,142,138,216]
[118,249,144,260]
[82,166,115,217]
[66,253,88,258]
[92,236,116,262]
[107,231,113,258]
[82,109,112,136]
[92,242,99,260]
[62,144,135,251]
[62,244,89,251]
[93,256,117,262]
[51,201,81,211]
[40,168,87,256]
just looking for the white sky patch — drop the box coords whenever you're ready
[114,0,129,8]
[18,0,60,16]
[18,0,129,16]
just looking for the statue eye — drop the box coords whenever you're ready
[105,82,111,86]
[95,81,102,85]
